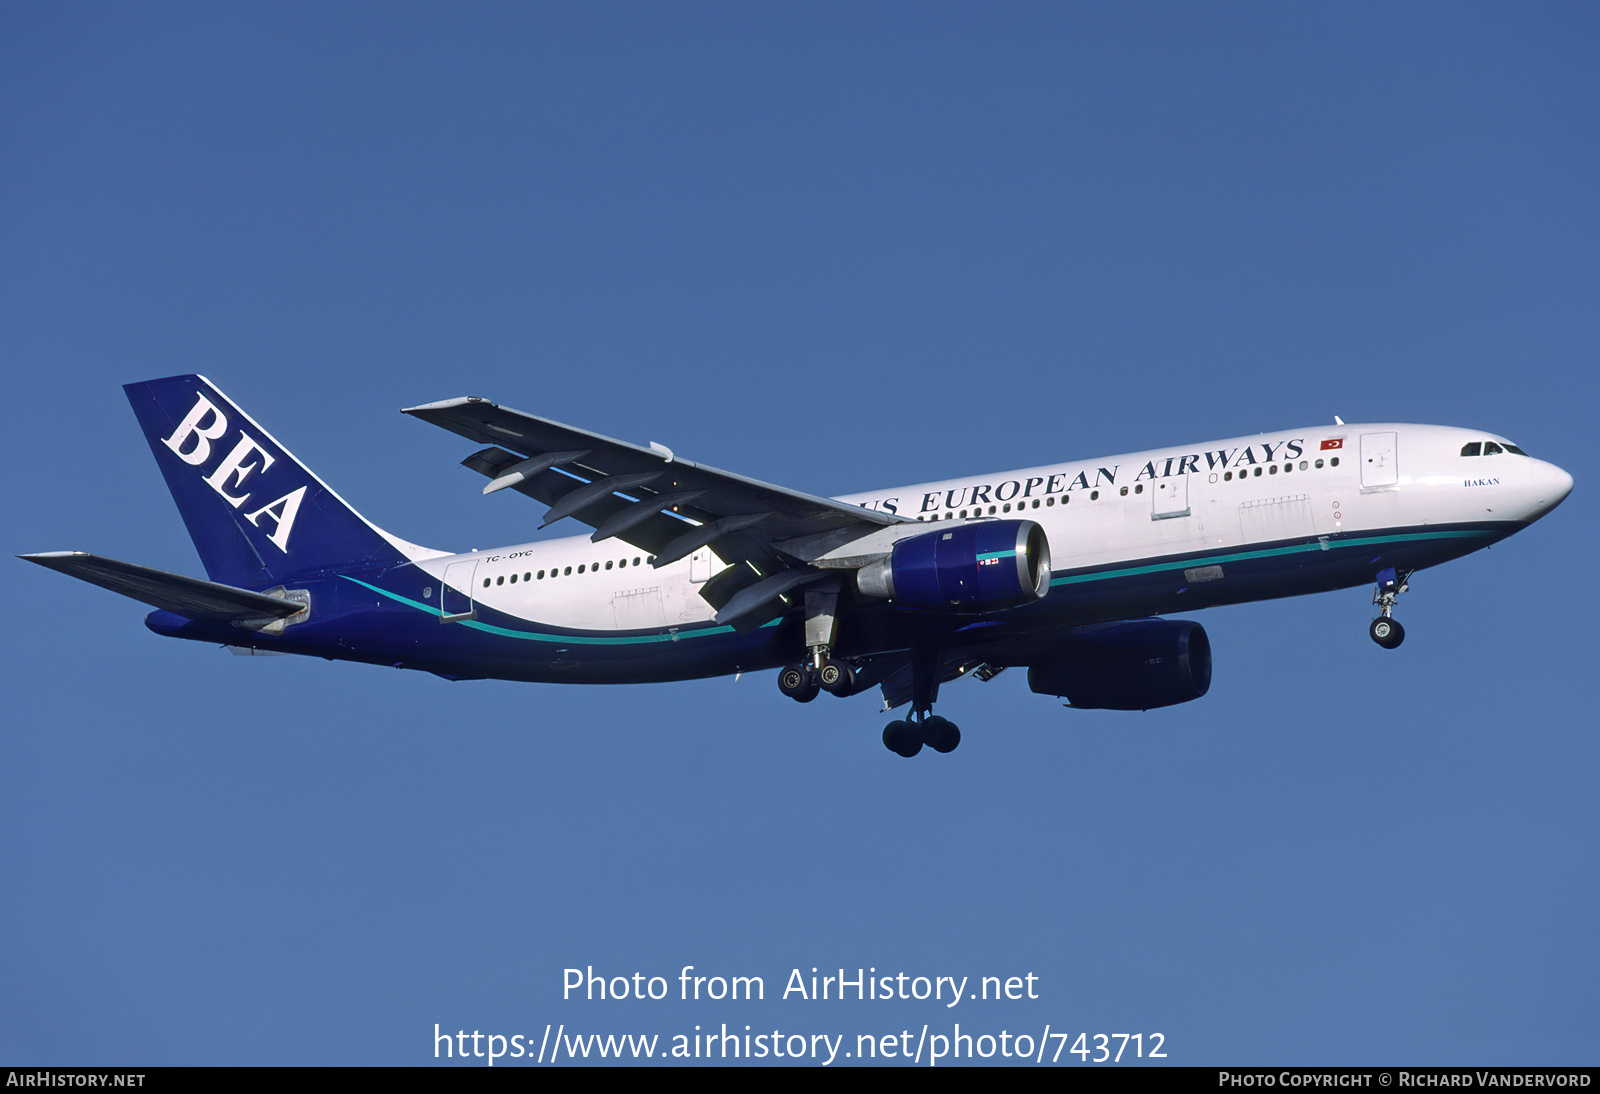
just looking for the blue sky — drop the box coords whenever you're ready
[3,2,1595,1065]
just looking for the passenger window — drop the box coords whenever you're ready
[1090,490,1099,500]
[1330,457,1339,467]
[524,573,531,581]
[1299,461,1308,470]
[1134,484,1143,494]
[1003,503,1011,512]
[1032,499,1040,508]
[1119,487,1128,497]
[1269,464,1278,474]
[1483,442,1503,455]
[1046,496,1054,506]
[564,566,572,576]
[482,578,491,588]
[1314,459,1324,469]
[510,574,517,583]
[538,570,545,579]
[605,560,614,570]
[496,575,504,585]
[1224,471,1232,481]
[1460,442,1482,457]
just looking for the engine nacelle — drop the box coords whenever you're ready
[1027,619,1212,710]
[855,520,1051,611]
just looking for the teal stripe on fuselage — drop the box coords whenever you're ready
[340,575,769,646]
[1049,528,1493,588]
[343,526,1494,645]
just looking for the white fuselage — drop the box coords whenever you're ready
[417,423,1572,630]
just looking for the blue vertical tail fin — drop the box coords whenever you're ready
[125,375,440,587]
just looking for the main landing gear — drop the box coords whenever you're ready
[776,578,860,702]
[777,654,960,757]
[882,713,960,758]
[881,637,962,758]
[1369,567,1410,650]
[777,658,857,702]
[778,580,964,757]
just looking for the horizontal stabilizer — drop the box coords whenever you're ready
[20,552,306,624]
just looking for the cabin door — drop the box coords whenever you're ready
[441,560,479,622]
[1151,475,1191,520]
[1360,432,1399,488]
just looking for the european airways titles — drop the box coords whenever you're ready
[856,439,1308,515]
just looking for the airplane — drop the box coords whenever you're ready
[22,375,1573,758]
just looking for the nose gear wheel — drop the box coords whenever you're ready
[1369,567,1411,650]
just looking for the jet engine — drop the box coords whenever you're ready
[1027,619,1212,710]
[855,520,1051,611]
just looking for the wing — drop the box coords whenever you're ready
[402,396,911,627]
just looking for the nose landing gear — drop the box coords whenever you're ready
[1369,567,1410,649]
[1369,616,1405,649]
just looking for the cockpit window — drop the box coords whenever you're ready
[1463,439,1531,456]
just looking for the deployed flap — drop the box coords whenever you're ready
[21,552,306,624]
[403,397,910,578]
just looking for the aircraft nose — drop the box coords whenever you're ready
[1530,459,1574,517]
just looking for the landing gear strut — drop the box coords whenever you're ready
[777,575,864,697]
[1369,567,1409,649]
[881,637,961,757]
[777,579,859,701]
[804,579,854,695]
